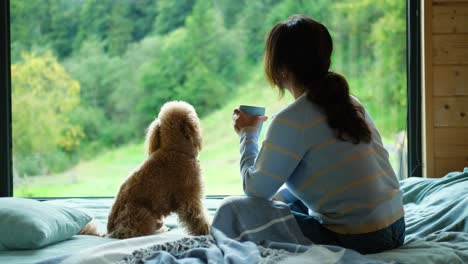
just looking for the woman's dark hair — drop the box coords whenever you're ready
[264,15,371,144]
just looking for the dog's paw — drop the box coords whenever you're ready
[154,225,170,234]
[79,219,101,236]
[191,222,210,236]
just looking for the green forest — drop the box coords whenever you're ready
[10,0,407,196]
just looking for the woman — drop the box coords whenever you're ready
[229,15,405,254]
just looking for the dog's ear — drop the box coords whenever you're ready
[180,117,202,151]
[145,119,161,155]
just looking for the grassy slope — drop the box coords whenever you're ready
[14,70,291,197]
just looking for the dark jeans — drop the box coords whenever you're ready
[288,200,406,254]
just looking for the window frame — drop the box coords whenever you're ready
[0,0,422,197]
[1,0,13,197]
[406,0,423,177]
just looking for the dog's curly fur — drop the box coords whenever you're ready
[107,101,210,239]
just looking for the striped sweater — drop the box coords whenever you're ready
[239,93,404,234]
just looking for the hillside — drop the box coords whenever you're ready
[14,70,291,197]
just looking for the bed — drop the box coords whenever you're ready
[1,168,467,264]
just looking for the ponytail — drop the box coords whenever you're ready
[306,72,371,144]
[264,15,372,144]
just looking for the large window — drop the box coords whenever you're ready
[5,0,409,197]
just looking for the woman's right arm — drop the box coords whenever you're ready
[239,116,306,200]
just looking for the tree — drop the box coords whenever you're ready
[139,29,190,124]
[129,0,158,41]
[216,0,246,28]
[182,0,242,115]
[108,0,133,56]
[65,39,134,145]
[110,36,163,135]
[236,0,281,64]
[266,0,330,26]
[327,0,407,135]
[10,0,84,60]
[10,0,47,50]
[140,0,243,120]
[73,0,113,52]
[154,0,195,34]
[12,52,82,175]
[44,0,82,58]
[367,0,407,133]
[66,40,125,115]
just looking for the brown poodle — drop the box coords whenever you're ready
[107,101,210,239]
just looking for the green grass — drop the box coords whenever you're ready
[14,71,291,197]
[14,70,402,197]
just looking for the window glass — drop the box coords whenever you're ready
[11,0,407,197]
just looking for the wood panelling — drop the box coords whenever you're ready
[433,97,468,127]
[423,0,435,177]
[434,0,468,3]
[433,35,468,64]
[434,158,468,177]
[434,128,468,157]
[433,66,468,95]
[423,0,468,177]
[433,4,468,34]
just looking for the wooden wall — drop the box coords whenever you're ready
[423,0,468,177]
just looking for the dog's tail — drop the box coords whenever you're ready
[145,119,161,155]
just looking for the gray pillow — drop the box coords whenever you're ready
[0,197,92,250]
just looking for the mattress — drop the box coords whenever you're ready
[1,168,467,264]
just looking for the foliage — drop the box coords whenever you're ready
[154,0,195,34]
[73,0,158,55]
[108,0,133,56]
[65,40,124,118]
[11,52,82,175]
[9,0,407,188]
[128,0,158,41]
[367,0,407,132]
[181,0,241,114]
[10,0,82,59]
[332,0,407,133]
[139,28,190,124]
[236,0,282,64]
[140,0,243,120]
[111,36,163,133]
[217,0,246,28]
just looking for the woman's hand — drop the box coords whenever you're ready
[232,108,268,135]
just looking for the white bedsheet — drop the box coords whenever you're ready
[62,231,188,264]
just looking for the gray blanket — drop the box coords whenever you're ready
[119,197,387,264]
[118,169,468,264]
[119,228,389,263]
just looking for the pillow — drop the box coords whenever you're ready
[0,197,92,250]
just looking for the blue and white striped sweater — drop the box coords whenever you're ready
[239,93,404,234]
